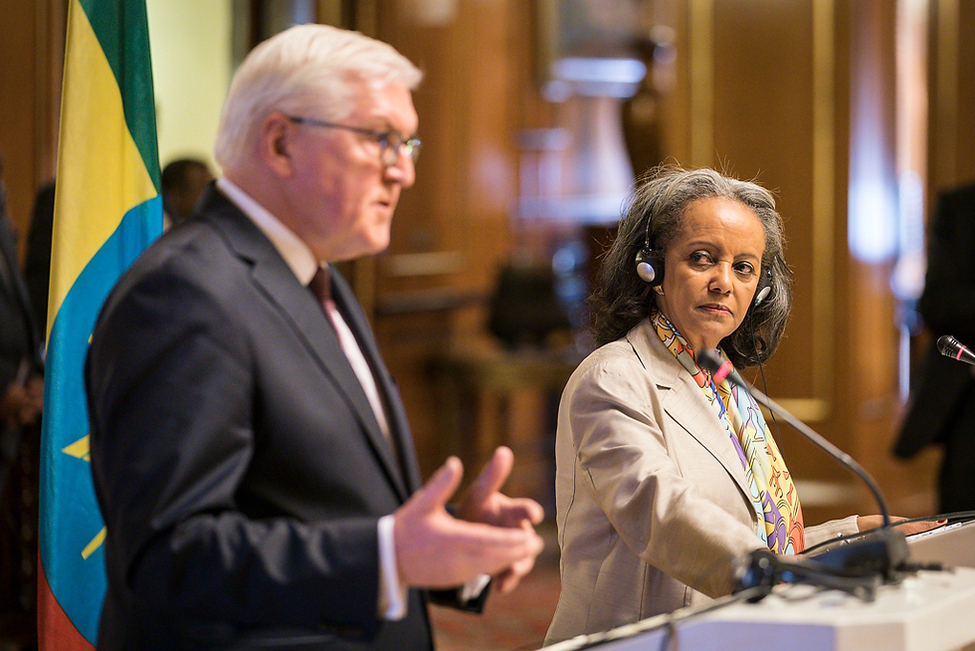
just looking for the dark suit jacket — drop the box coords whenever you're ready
[0,207,41,391]
[24,180,55,333]
[0,201,43,628]
[895,183,975,462]
[86,186,434,650]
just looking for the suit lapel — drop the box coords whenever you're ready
[201,188,412,499]
[628,324,754,503]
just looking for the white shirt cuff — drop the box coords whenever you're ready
[377,514,407,620]
[460,573,491,603]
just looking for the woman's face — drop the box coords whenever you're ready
[655,197,766,353]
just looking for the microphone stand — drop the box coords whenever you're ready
[697,350,914,597]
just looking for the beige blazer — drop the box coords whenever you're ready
[545,320,857,645]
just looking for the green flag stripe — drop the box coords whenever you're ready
[77,0,160,188]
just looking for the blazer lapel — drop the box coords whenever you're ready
[628,323,754,503]
[664,378,754,501]
[201,188,411,499]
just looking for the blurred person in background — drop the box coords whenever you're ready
[0,153,44,650]
[160,157,213,229]
[895,180,975,514]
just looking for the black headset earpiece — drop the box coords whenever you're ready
[635,247,664,286]
[635,214,665,286]
[753,268,773,306]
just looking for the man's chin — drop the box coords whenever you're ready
[367,231,391,255]
[350,233,391,260]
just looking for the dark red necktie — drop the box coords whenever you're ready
[308,266,392,442]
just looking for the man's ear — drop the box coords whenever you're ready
[260,112,294,177]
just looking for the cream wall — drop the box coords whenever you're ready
[146,0,232,175]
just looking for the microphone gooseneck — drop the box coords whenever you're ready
[697,350,890,527]
[697,349,891,527]
[937,334,975,365]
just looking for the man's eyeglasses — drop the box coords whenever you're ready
[287,115,421,168]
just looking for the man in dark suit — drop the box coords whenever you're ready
[0,155,44,645]
[0,162,43,451]
[895,180,975,513]
[85,24,544,650]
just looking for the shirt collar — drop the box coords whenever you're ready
[215,176,320,286]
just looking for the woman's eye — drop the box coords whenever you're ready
[690,251,713,265]
[734,263,756,278]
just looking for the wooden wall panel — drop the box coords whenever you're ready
[368,1,550,480]
[672,1,850,507]
[711,0,820,404]
[957,1,975,182]
[0,0,64,259]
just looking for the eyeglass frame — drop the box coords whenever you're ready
[286,115,421,168]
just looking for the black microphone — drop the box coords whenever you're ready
[937,335,975,366]
[697,349,910,592]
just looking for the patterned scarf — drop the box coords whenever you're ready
[651,310,805,554]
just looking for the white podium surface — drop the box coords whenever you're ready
[544,567,975,651]
[908,519,975,569]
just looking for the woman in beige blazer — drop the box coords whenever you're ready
[545,167,908,645]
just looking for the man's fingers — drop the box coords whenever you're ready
[493,543,539,594]
[448,518,543,569]
[507,497,545,526]
[485,523,543,570]
[396,501,544,589]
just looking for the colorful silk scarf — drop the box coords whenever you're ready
[651,310,805,554]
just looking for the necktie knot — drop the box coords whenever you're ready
[309,266,331,303]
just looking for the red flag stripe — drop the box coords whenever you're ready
[37,557,96,651]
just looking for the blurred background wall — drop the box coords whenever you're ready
[2,0,974,525]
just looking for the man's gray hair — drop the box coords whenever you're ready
[214,23,422,170]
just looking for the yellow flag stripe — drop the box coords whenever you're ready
[49,0,157,333]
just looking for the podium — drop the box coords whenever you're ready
[907,519,975,570]
[543,520,975,651]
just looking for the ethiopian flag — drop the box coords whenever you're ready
[37,0,162,647]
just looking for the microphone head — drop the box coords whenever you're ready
[937,334,961,357]
[937,335,975,365]
[697,349,738,385]
[696,348,722,373]
[732,548,778,600]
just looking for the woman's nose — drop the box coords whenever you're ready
[709,262,734,293]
